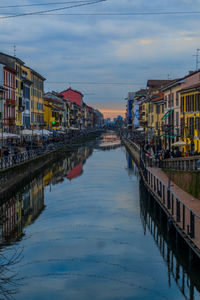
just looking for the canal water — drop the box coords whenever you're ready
[0,132,200,299]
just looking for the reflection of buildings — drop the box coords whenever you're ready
[67,163,82,180]
[0,174,44,242]
[1,195,22,239]
[25,175,44,226]
[0,144,93,243]
[139,181,200,300]
[126,152,139,177]
[43,146,93,185]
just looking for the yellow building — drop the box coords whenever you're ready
[44,92,64,130]
[151,92,165,147]
[180,83,200,153]
[25,67,45,129]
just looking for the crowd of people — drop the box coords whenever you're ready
[0,128,97,164]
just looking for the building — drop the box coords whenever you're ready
[44,92,64,131]
[151,92,165,148]
[0,63,16,132]
[180,82,200,153]
[125,92,135,129]
[133,89,147,129]
[26,67,45,130]
[21,66,32,129]
[146,79,172,144]
[161,79,183,149]
[0,52,25,132]
[93,109,104,127]
[0,86,6,128]
[59,87,84,129]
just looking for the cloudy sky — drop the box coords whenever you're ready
[1,0,200,119]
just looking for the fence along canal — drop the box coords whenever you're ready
[139,179,200,300]
[123,137,200,261]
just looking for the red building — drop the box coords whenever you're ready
[3,65,16,132]
[59,87,83,106]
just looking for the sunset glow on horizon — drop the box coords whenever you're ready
[98,109,126,120]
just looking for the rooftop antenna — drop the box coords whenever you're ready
[193,48,200,70]
[13,44,16,57]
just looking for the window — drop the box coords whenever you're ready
[168,94,171,108]
[176,112,179,127]
[176,92,179,106]
[26,100,30,110]
[171,93,174,107]
[191,94,195,112]
[156,105,160,114]
[195,94,198,111]
[189,117,194,136]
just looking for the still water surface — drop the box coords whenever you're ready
[1,132,200,299]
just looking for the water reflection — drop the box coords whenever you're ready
[139,179,200,300]
[126,152,139,177]
[1,134,200,299]
[97,131,121,150]
[0,145,94,244]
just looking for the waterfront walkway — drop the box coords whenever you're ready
[123,137,200,259]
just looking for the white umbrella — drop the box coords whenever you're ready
[38,129,52,136]
[21,129,34,136]
[135,127,144,132]
[0,132,20,139]
[171,140,186,147]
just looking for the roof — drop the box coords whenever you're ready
[151,92,164,102]
[0,63,17,74]
[44,92,64,104]
[60,87,84,97]
[179,82,200,93]
[147,79,173,89]
[0,52,25,65]
[44,103,64,111]
[183,69,200,79]
[25,65,46,81]
[125,92,135,100]
[161,78,183,91]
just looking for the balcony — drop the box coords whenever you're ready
[6,99,15,105]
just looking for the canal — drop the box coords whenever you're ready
[0,132,200,299]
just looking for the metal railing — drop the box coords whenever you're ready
[161,156,200,171]
[146,168,200,243]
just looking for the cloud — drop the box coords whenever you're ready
[1,0,200,118]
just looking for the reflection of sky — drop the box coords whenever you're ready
[7,145,196,299]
